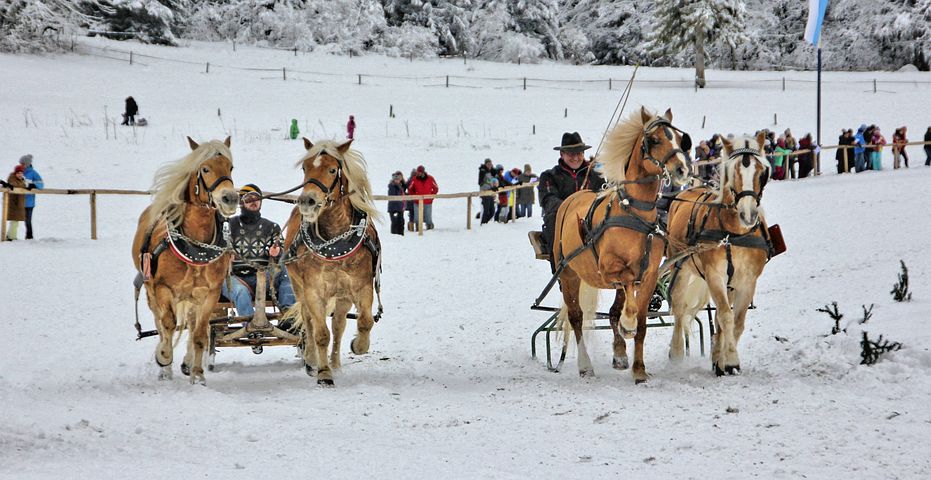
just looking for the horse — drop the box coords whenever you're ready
[282,138,382,387]
[553,107,692,383]
[666,132,773,375]
[132,137,239,384]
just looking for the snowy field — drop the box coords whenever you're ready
[2,39,931,479]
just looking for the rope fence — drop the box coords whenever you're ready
[66,40,931,93]
[3,141,929,241]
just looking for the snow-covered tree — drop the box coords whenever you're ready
[648,0,750,86]
[508,0,562,59]
[95,0,183,45]
[0,0,104,52]
[558,0,650,65]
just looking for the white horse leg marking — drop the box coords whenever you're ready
[577,335,594,377]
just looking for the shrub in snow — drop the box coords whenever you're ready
[97,0,179,46]
[890,260,912,302]
[816,301,844,335]
[860,332,902,366]
[376,24,439,58]
[0,0,99,53]
[494,31,545,63]
[558,26,594,64]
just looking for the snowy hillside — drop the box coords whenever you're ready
[1,40,931,479]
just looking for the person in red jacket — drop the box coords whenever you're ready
[406,165,439,230]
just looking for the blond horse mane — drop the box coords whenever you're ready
[297,140,381,221]
[596,108,650,184]
[146,140,232,228]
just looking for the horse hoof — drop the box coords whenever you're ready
[622,330,635,340]
[350,337,368,355]
[635,378,648,385]
[613,357,629,370]
[714,364,726,377]
[180,363,191,376]
[317,378,335,387]
[725,365,741,375]
[304,364,316,377]
[158,367,172,381]
[207,364,215,372]
[579,369,595,378]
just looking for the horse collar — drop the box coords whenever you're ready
[165,212,231,265]
[289,208,368,262]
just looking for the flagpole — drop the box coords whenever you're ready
[816,40,822,175]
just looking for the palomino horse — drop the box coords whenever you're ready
[666,132,772,375]
[132,137,239,384]
[282,138,381,386]
[553,107,691,383]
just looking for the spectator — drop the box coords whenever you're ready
[695,140,715,181]
[19,154,42,239]
[773,139,791,180]
[870,127,886,171]
[538,131,605,260]
[797,133,814,178]
[784,129,798,179]
[405,168,417,231]
[406,165,438,230]
[853,125,868,173]
[502,167,522,220]
[3,165,26,240]
[892,126,908,169]
[707,134,722,158]
[289,119,300,140]
[516,163,538,218]
[480,177,497,225]
[387,171,406,236]
[836,129,854,173]
[347,115,356,140]
[122,96,138,126]
[863,124,876,170]
[477,158,496,187]
[495,179,511,223]
[924,126,931,166]
[222,184,296,321]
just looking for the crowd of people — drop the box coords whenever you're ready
[386,165,439,235]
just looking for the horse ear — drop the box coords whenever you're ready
[640,106,652,125]
[223,136,231,148]
[337,139,353,155]
[755,131,766,150]
[721,134,733,155]
[664,108,673,121]
[303,137,314,150]
[187,136,199,151]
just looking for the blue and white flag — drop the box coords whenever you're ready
[804,0,829,45]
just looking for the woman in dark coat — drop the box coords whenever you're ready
[387,172,406,236]
[122,96,138,125]
[798,133,814,178]
[836,129,854,173]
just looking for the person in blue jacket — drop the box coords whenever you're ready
[18,154,43,239]
[853,125,868,173]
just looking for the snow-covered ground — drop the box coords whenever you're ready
[1,39,930,479]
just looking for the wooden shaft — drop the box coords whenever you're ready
[842,147,849,173]
[89,192,97,240]
[466,195,472,230]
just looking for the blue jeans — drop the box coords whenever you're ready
[854,151,866,172]
[517,203,532,218]
[871,151,882,170]
[415,204,434,228]
[222,269,296,316]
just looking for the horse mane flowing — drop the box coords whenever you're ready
[297,140,380,221]
[596,108,650,184]
[147,140,233,227]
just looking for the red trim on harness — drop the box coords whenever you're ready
[168,241,211,266]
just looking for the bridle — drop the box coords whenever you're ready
[193,157,233,208]
[727,146,767,207]
[263,152,345,207]
[640,117,691,175]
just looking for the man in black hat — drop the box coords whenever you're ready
[222,184,296,320]
[538,132,606,262]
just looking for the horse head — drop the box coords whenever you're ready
[638,107,691,187]
[296,138,353,223]
[721,131,770,228]
[186,136,238,217]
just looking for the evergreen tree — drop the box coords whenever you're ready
[648,0,750,87]
[509,0,562,59]
[0,0,105,52]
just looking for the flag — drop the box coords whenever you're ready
[804,0,829,45]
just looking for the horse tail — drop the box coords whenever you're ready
[557,282,599,347]
[280,301,304,333]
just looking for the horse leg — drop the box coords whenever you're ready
[727,281,757,374]
[668,271,709,362]
[330,299,352,369]
[304,301,334,386]
[350,286,375,356]
[706,273,737,376]
[608,289,629,370]
[630,280,654,384]
[186,298,213,385]
[560,271,592,377]
[150,287,176,380]
[618,284,639,340]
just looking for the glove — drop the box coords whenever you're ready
[26,184,36,190]
[0,180,9,189]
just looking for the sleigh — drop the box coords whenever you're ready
[528,230,717,371]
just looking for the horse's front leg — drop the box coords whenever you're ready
[561,272,593,377]
[188,299,213,385]
[608,289,629,370]
[706,271,737,376]
[630,281,653,384]
[728,277,758,373]
[330,299,353,369]
[149,286,176,380]
[302,300,333,386]
[668,267,710,362]
[350,286,375,356]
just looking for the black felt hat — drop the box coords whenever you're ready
[554,132,592,152]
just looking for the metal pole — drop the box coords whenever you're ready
[816,46,822,175]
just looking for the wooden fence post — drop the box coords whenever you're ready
[842,146,849,173]
[89,192,97,240]
[466,195,472,230]
[206,62,209,73]
[417,199,425,236]
[609,78,612,90]
[873,79,877,93]
[129,51,133,65]
[358,74,362,85]
[1,190,7,241]
[283,67,287,81]
[523,77,527,90]
[782,77,785,91]
[446,75,449,88]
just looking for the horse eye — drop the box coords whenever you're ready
[201,167,209,174]
[329,168,337,174]
[647,137,660,146]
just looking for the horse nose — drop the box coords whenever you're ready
[298,195,316,207]
[222,191,238,205]
[677,166,688,179]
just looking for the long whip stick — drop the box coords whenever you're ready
[584,65,640,189]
